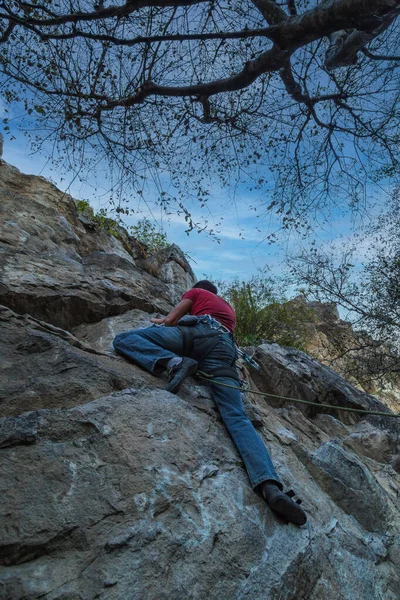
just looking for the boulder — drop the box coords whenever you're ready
[0,305,162,417]
[72,309,154,355]
[251,343,387,423]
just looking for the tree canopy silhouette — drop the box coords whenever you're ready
[1,0,399,229]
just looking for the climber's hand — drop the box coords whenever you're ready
[150,299,193,327]
[150,317,166,324]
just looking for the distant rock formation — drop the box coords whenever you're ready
[0,162,399,600]
[290,296,400,412]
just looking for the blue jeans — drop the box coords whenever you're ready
[113,323,281,489]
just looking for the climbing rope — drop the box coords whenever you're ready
[197,371,400,418]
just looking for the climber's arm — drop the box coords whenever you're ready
[150,299,193,326]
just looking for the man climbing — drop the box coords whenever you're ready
[113,280,307,526]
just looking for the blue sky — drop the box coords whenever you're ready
[2,130,289,280]
[2,125,388,287]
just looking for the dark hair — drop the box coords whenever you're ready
[193,280,218,294]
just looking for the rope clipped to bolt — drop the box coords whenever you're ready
[197,371,400,418]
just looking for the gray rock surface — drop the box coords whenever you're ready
[0,163,399,599]
[0,163,195,330]
[252,343,387,423]
[72,309,154,354]
[0,305,164,417]
[1,382,399,600]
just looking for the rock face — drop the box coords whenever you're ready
[296,297,400,412]
[252,343,387,423]
[0,162,399,600]
[0,305,164,417]
[0,164,195,330]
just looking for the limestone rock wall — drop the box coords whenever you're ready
[0,163,399,600]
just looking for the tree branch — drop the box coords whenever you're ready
[271,0,400,50]
[324,2,400,69]
[0,0,210,27]
[279,60,310,103]
[362,47,400,60]
[95,45,288,112]
[279,60,348,106]
[287,0,297,16]
[251,0,287,25]
[0,20,15,42]
[3,0,400,53]
[31,25,276,45]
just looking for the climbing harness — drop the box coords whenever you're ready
[176,314,228,363]
[176,315,242,381]
[196,371,400,418]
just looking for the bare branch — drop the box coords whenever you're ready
[267,0,400,50]
[0,0,398,237]
[251,0,287,25]
[362,47,400,60]
[325,2,400,69]
[95,45,288,112]
[287,0,297,16]
[279,60,348,105]
[30,25,276,45]
[0,20,15,42]
[279,60,310,103]
[0,0,210,27]
[3,0,399,52]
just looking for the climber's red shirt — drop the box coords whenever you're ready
[181,288,236,332]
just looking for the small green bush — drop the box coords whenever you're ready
[93,208,120,236]
[219,274,312,349]
[130,218,169,255]
[76,201,120,236]
[75,203,169,261]
[75,199,94,217]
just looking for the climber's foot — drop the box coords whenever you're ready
[259,481,307,526]
[166,357,198,394]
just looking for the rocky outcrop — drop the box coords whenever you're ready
[0,163,399,600]
[0,164,195,330]
[0,305,165,417]
[252,343,387,423]
[289,296,400,412]
[1,338,399,599]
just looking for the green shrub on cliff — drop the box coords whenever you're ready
[75,202,170,261]
[219,275,312,349]
[75,200,119,236]
[130,218,170,255]
[75,199,94,216]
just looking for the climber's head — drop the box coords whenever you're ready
[192,280,218,295]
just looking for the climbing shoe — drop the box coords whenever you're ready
[166,357,198,394]
[259,481,307,526]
